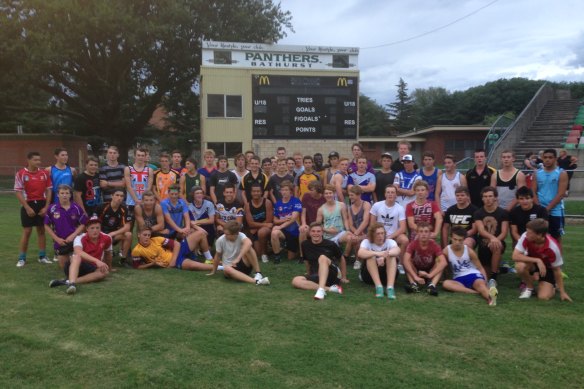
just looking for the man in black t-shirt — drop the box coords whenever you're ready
[465,149,496,208]
[97,189,133,264]
[374,152,396,202]
[509,186,548,244]
[209,156,238,205]
[74,156,102,217]
[441,186,478,248]
[291,223,346,300]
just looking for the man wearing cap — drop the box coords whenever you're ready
[391,141,417,173]
[322,151,340,184]
[393,154,421,208]
[48,216,112,295]
[374,152,396,202]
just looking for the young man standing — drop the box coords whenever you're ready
[393,154,421,208]
[99,146,126,204]
[74,156,102,217]
[286,157,297,178]
[322,151,340,184]
[406,180,442,240]
[299,180,326,254]
[180,157,205,203]
[291,222,345,300]
[490,150,526,211]
[170,150,187,176]
[436,154,467,212]
[466,148,495,208]
[96,189,133,265]
[268,158,294,204]
[209,155,238,205]
[512,219,571,301]
[160,184,190,240]
[313,153,325,178]
[374,152,395,203]
[292,151,305,177]
[47,147,75,204]
[442,186,478,249]
[346,185,371,269]
[124,147,153,210]
[207,221,270,285]
[49,217,112,295]
[331,157,350,203]
[347,156,376,204]
[15,151,53,267]
[214,184,244,236]
[276,146,287,159]
[390,140,415,173]
[153,153,180,202]
[198,149,217,195]
[532,148,568,243]
[294,155,320,200]
[271,181,302,263]
[474,186,509,285]
[402,222,447,296]
[231,153,249,203]
[509,187,548,244]
[418,151,441,202]
[240,155,269,205]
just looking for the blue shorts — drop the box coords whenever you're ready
[174,240,192,269]
[453,273,485,289]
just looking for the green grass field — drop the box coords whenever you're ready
[1,194,583,388]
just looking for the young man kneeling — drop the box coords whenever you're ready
[291,222,345,300]
[512,218,572,302]
[442,227,498,306]
[207,221,269,285]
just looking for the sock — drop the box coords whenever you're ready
[203,250,212,260]
[39,250,46,258]
[428,283,435,288]
[490,271,499,281]
[376,284,383,289]
[18,252,26,260]
[387,286,394,289]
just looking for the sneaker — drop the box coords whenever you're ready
[254,272,263,282]
[426,284,438,296]
[353,260,362,270]
[328,284,343,294]
[119,258,133,269]
[405,283,420,294]
[16,259,26,268]
[52,256,59,263]
[397,264,405,275]
[519,288,533,299]
[204,259,213,265]
[261,255,269,263]
[49,279,68,288]
[314,287,326,300]
[375,285,384,298]
[487,278,497,289]
[273,254,281,264]
[217,265,224,271]
[499,261,511,274]
[256,277,270,286]
[489,286,498,306]
[387,287,396,300]
[38,256,52,264]
[66,283,77,295]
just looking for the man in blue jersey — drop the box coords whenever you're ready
[47,148,76,204]
[271,180,302,263]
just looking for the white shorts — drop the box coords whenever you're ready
[327,230,347,246]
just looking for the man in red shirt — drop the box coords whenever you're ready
[14,151,53,267]
[49,216,112,295]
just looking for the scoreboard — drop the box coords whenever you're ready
[252,75,358,139]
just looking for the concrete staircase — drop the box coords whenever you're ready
[513,97,580,161]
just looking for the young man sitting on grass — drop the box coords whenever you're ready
[442,227,498,306]
[131,226,214,270]
[512,218,572,302]
[291,222,345,300]
[49,216,112,295]
[402,222,447,296]
[207,221,270,285]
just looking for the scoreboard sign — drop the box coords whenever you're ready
[252,75,358,139]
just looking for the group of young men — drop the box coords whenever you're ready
[14,142,572,302]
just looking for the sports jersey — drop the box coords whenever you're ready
[406,239,442,272]
[536,167,564,216]
[184,172,203,203]
[509,204,548,235]
[370,201,406,236]
[210,170,239,204]
[515,232,563,268]
[50,165,74,202]
[348,159,375,174]
[188,199,215,221]
[74,172,101,215]
[394,170,422,207]
[73,232,113,263]
[160,198,189,233]
[268,173,294,202]
[474,207,509,247]
[14,167,52,201]
[126,165,150,206]
[215,232,247,266]
[274,196,302,236]
[321,201,345,240]
[215,199,244,223]
[301,193,326,225]
[137,204,159,229]
[406,200,440,238]
[374,171,396,202]
[419,168,438,201]
[153,169,180,201]
[131,237,173,267]
[248,198,268,223]
[465,166,495,208]
[99,163,126,203]
[446,245,482,278]
[294,171,320,200]
[239,171,269,201]
[495,169,520,210]
[44,202,87,248]
[301,238,343,274]
[439,171,463,212]
[97,203,132,234]
[198,166,217,194]
[444,203,478,232]
[348,171,376,203]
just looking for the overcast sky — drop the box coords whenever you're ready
[279,0,584,105]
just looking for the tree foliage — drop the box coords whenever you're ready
[359,94,389,136]
[386,78,414,133]
[0,0,292,161]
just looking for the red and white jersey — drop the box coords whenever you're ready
[14,168,52,201]
[515,232,563,268]
[73,232,113,263]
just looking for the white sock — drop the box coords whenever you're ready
[203,250,212,260]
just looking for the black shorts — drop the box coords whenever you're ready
[21,200,46,228]
[360,263,398,285]
[127,205,135,220]
[306,264,340,287]
[282,231,299,253]
[529,265,557,285]
[55,242,74,256]
[64,260,97,277]
[548,216,565,240]
[477,240,506,267]
[225,260,253,278]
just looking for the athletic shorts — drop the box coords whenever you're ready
[453,273,485,289]
[174,240,193,269]
[326,230,347,245]
[55,242,74,256]
[127,205,135,220]
[64,260,97,277]
[529,265,556,285]
[548,216,565,239]
[306,264,341,287]
[477,240,506,267]
[282,230,299,253]
[21,200,46,227]
[360,262,398,285]
[224,260,253,278]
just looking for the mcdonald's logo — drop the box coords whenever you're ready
[258,75,270,85]
[337,77,348,87]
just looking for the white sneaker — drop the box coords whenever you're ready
[353,260,361,270]
[489,286,498,306]
[38,256,52,264]
[314,288,326,300]
[328,284,343,294]
[397,264,405,275]
[488,278,497,289]
[519,288,533,299]
[254,272,263,281]
[217,265,224,271]
[256,277,270,286]
[261,254,269,263]
[52,256,59,262]
[16,259,26,268]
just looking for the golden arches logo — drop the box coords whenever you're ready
[337,77,348,87]
[258,75,270,85]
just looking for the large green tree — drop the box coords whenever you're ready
[386,78,414,133]
[0,0,292,162]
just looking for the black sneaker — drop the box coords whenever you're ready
[297,256,305,264]
[66,283,77,295]
[405,283,420,294]
[49,279,68,288]
[119,257,133,269]
[273,254,281,264]
[427,284,438,296]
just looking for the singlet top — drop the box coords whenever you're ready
[495,169,519,209]
[249,198,267,223]
[322,201,345,239]
[350,202,365,230]
[126,165,150,206]
[184,173,203,203]
[446,245,482,279]
[419,168,438,201]
[440,171,461,212]
[536,167,564,216]
[138,204,158,229]
[50,165,74,202]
